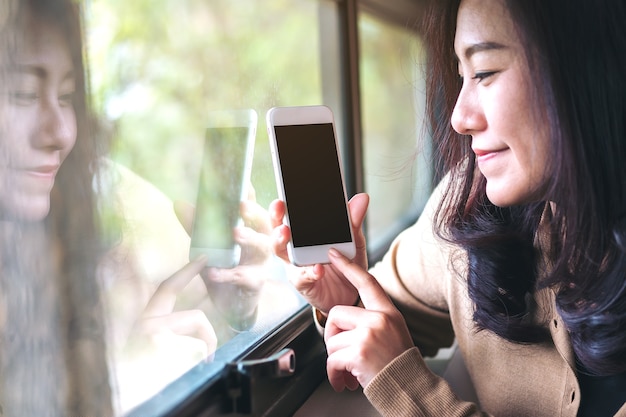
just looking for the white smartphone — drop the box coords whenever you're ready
[267,105,356,266]
[189,109,257,268]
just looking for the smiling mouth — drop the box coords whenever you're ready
[23,165,59,178]
[473,147,507,159]
[476,151,497,160]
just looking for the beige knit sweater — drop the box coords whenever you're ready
[355,178,626,417]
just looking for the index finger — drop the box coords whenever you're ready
[327,248,393,312]
[143,256,207,317]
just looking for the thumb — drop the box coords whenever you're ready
[348,193,369,231]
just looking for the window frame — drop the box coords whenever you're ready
[325,0,433,263]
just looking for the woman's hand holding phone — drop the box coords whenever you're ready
[273,192,414,392]
[269,192,369,313]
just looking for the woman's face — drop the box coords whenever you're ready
[0,16,77,222]
[451,0,550,206]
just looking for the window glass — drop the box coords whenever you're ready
[0,0,434,415]
[85,0,331,413]
[358,12,433,252]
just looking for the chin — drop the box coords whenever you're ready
[485,183,523,207]
[1,198,51,222]
[486,181,542,207]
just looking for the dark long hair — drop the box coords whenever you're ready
[0,0,112,415]
[45,0,114,414]
[423,0,626,376]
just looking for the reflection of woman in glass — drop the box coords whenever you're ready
[0,0,112,415]
[1,0,277,413]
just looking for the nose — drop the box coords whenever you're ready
[37,97,77,151]
[450,83,486,135]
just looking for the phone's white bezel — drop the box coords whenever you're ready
[267,105,356,266]
[189,109,257,269]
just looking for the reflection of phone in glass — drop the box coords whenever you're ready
[267,105,356,266]
[189,109,257,268]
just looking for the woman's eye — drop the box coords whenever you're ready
[472,71,496,83]
[7,91,38,105]
[59,92,75,107]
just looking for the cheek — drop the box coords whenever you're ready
[504,140,550,204]
[498,97,550,180]
[62,112,79,159]
[522,141,551,190]
[511,113,552,187]
[67,108,78,140]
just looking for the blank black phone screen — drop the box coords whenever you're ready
[191,126,248,249]
[274,123,352,247]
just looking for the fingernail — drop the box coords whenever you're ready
[328,248,340,258]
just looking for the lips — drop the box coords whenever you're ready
[473,147,496,156]
[472,146,508,157]
[22,164,60,177]
[471,146,511,170]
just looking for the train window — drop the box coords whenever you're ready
[84,0,432,414]
[358,9,432,259]
[87,0,323,413]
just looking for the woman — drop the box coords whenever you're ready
[0,0,273,413]
[0,0,113,415]
[270,0,626,415]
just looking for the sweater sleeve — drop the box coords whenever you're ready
[364,347,489,417]
[368,175,458,356]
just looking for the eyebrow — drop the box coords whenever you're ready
[6,64,74,81]
[456,41,508,60]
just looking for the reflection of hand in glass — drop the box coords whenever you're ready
[135,256,218,357]
[175,185,273,332]
[136,185,272,351]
